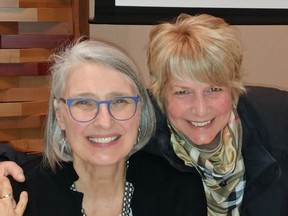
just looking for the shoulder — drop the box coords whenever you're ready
[10,159,81,215]
[127,151,207,215]
[9,156,45,203]
[128,150,168,169]
[129,150,204,186]
[128,151,172,183]
[239,86,288,148]
[240,86,288,108]
[10,156,51,189]
[128,150,190,179]
[12,157,75,195]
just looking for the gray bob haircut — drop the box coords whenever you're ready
[44,38,156,170]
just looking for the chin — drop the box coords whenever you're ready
[189,136,215,146]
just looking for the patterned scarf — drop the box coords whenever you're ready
[169,109,246,216]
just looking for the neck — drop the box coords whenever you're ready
[73,159,127,216]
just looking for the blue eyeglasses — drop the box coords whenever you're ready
[58,96,140,122]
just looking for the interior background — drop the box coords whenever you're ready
[89,0,288,90]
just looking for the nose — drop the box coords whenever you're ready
[93,104,113,128]
[191,95,208,117]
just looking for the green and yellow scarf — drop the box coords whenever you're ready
[169,109,246,216]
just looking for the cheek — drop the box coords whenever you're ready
[57,108,84,134]
[64,122,86,145]
[214,96,233,126]
[217,96,233,116]
[164,97,186,121]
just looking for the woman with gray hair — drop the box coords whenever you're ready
[0,38,207,216]
[0,36,207,216]
[4,37,155,216]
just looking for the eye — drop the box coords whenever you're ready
[173,90,190,95]
[111,97,134,110]
[208,87,223,92]
[71,99,95,108]
[112,98,130,104]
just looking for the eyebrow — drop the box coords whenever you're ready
[69,91,136,99]
[170,85,191,90]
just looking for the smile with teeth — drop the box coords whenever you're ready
[190,120,211,127]
[88,136,118,144]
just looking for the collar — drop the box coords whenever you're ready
[57,161,79,186]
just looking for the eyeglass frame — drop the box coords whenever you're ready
[56,96,140,123]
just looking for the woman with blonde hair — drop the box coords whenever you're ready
[146,13,288,216]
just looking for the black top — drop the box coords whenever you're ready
[144,86,288,216]
[10,151,207,216]
[2,86,288,216]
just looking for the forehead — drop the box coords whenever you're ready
[64,63,137,97]
[167,75,205,87]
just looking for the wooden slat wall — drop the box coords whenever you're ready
[0,0,89,152]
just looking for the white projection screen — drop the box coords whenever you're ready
[91,0,288,25]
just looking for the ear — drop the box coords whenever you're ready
[54,99,66,130]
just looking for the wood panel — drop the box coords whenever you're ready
[38,8,72,22]
[0,76,49,89]
[0,115,46,129]
[0,62,50,76]
[0,1,18,8]
[18,22,73,35]
[0,8,72,22]
[0,22,18,34]
[0,0,89,152]
[72,0,89,37]
[0,22,73,35]
[0,48,52,63]
[0,128,44,141]
[0,20,73,35]
[0,34,73,48]
[0,0,71,8]
[10,139,43,153]
[0,101,48,117]
[0,87,50,101]
[20,0,71,8]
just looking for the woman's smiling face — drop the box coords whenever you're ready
[164,77,232,146]
[56,62,141,166]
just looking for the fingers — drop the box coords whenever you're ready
[0,162,25,182]
[0,176,27,216]
[0,176,13,199]
[15,191,28,216]
[0,176,14,211]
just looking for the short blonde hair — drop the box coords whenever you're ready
[147,13,246,112]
